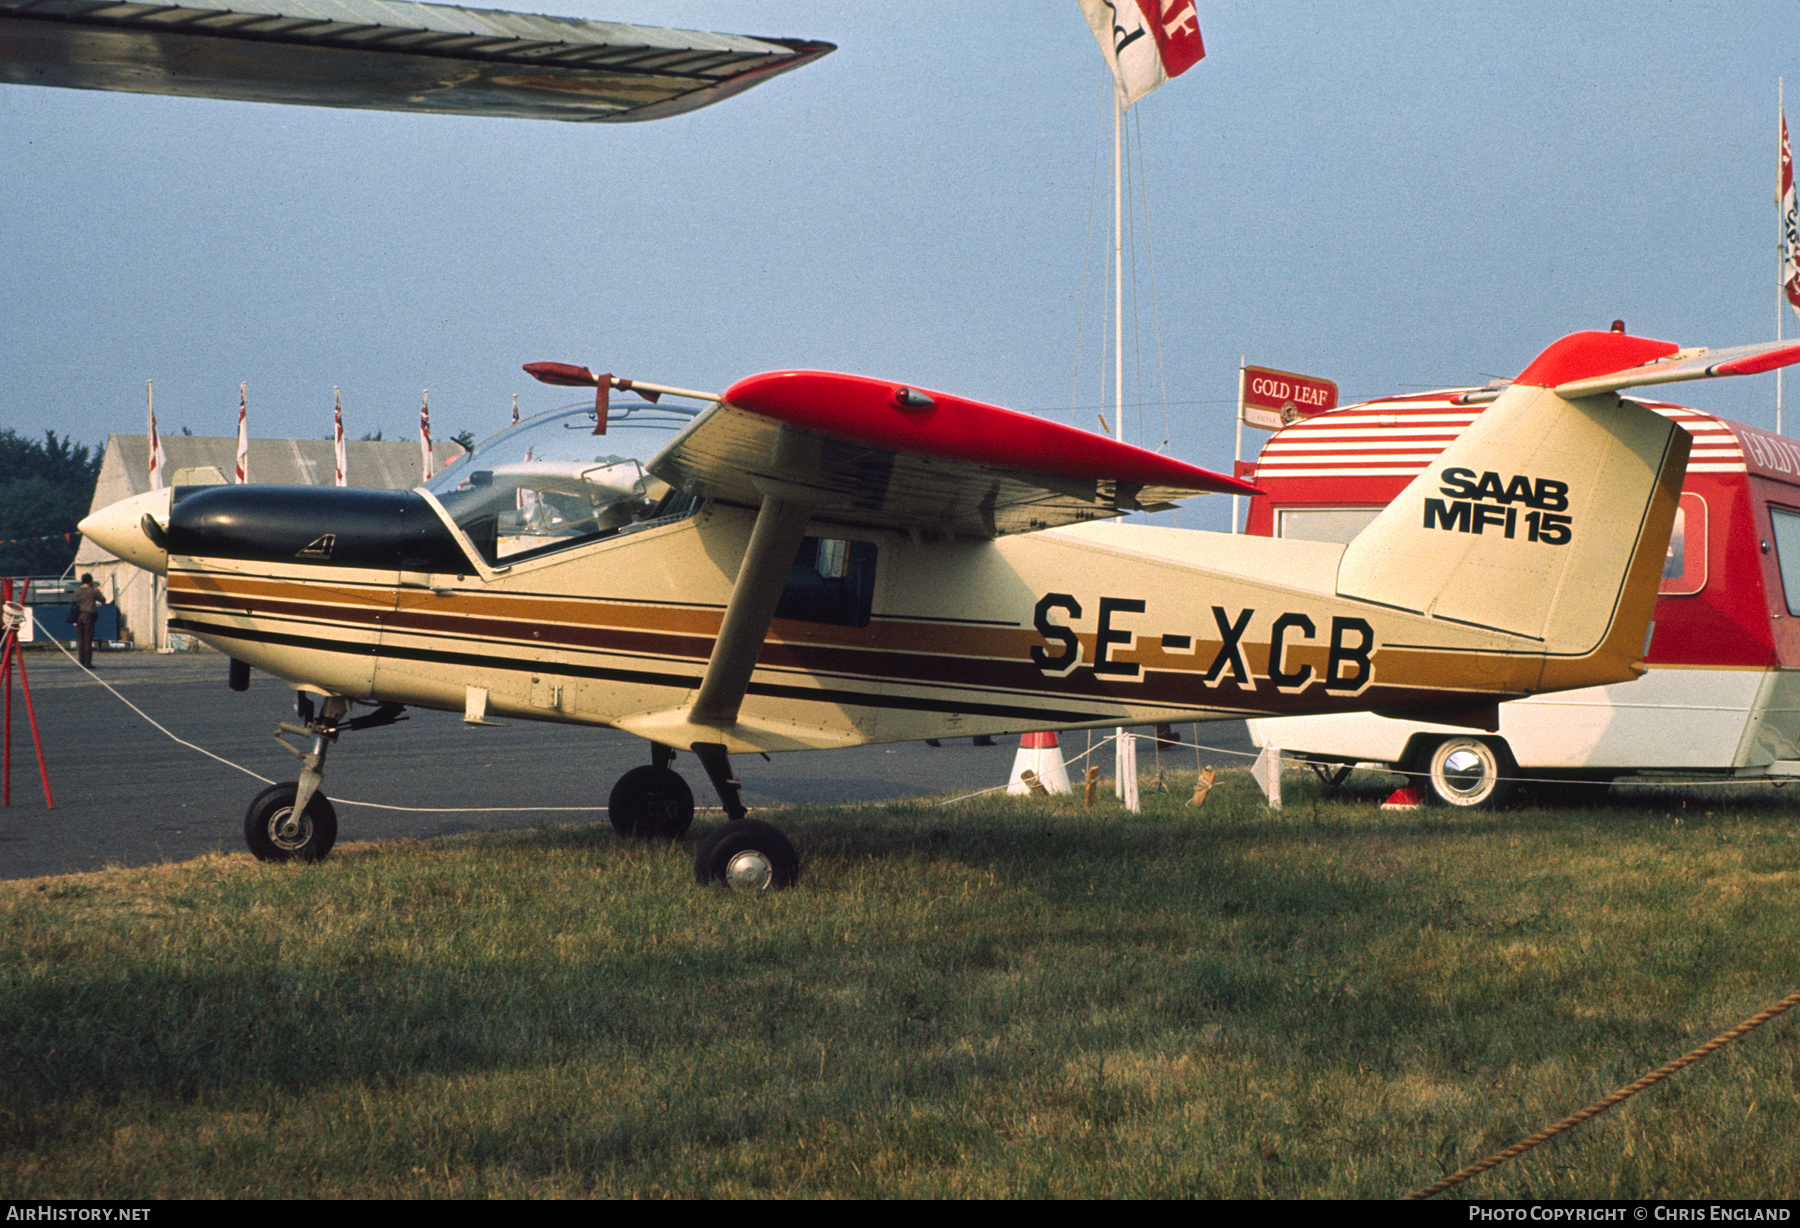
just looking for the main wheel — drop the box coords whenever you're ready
[608,766,695,839]
[694,819,799,890]
[244,783,338,863]
[1422,737,1515,809]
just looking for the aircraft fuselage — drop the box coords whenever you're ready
[154,487,1646,754]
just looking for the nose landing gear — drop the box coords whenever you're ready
[244,693,407,863]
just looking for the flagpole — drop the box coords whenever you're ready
[333,387,347,488]
[146,379,162,651]
[1781,77,1787,437]
[1114,88,1124,454]
[1079,0,1204,815]
[1109,83,1140,813]
[420,390,433,483]
[235,382,249,484]
[1232,358,1245,534]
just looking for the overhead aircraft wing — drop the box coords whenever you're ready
[0,0,833,122]
[647,369,1259,540]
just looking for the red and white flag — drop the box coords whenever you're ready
[1783,109,1800,321]
[235,383,249,484]
[147,380,167,492]
[420,390,433,482]
[1080,0,1204,109]
[333,388,348,487]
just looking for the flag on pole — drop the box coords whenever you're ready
[235,382,249,484]
[420,390,433,481]
[1783,109,1800,321]
[1079,0,1204,109]
[147,380,167,492]
[511,393,520,426]
[333,388,348,487]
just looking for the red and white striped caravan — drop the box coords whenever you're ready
[1244,389,1800,805]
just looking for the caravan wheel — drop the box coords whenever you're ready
[1423,738,1515,809]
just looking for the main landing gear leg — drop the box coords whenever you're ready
[690,741,798,890]
[691,741,747,822]
[244,694,406,864]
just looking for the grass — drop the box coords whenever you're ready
[3,770,1799,1198]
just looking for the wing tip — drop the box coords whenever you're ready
[1714,341,1800,378]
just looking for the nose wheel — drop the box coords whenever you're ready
[244,782,338,863]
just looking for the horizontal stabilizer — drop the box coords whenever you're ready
[1525,332,1800,399]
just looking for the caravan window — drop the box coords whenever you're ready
[1658,493,1708,597]
[1769,506,1800,615]
[1273,506,1382,544]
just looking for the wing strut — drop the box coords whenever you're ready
[685,490,813,819]
[688,493,813,730]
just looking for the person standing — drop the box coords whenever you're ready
[73,573,102,668]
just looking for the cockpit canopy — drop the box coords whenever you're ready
[426,402,702,565]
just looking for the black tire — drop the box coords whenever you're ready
[693,819,799,890]
[1422,737,1516,809]
[244,783,338,863]
[608,765,695,839]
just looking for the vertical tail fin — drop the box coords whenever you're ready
[1334,331,1689,673]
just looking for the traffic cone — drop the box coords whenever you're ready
[1007,731,1071,795]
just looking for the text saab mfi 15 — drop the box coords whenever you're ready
[79,329,1800,887]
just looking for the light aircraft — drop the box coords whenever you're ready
[79,329,1800,886]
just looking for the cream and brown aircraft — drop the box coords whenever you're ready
[79,329,1800,887]
[23,1,1798,887]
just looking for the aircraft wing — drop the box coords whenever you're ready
[612,368,1257,750]
[648,370,1258,539]
[0,0,833,122]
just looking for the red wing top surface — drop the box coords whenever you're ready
[650,370,1257,538]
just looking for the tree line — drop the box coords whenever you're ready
[0,429,102,578]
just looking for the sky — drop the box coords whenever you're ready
[2,2,1796,532]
